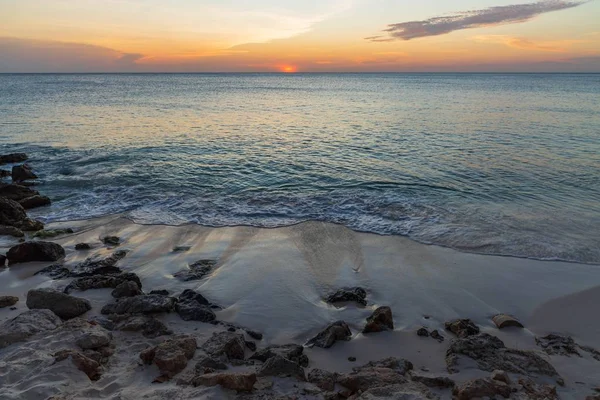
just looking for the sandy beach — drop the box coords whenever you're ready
[1,214,600,399]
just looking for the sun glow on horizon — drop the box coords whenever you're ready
[280,65,298,73]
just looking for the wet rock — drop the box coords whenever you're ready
[149,289,170,296]
[32,228,73,238]
[245,341,257,352]
[111,280,143,298]
[491,370,511,385]
[0,153,28,164]
[19,195,51,209]
[69,250,127,277]
[175,289,216,322]
[358,357,414,375]
[7,241,65,264]
[250,343,309,367]
[430,330,444,342]
[308,368,339,391]
[173,259,216,281]
[514,378,559,400]
[326,287,367,306]
[11,164,37,182]
[352,383,438,399]
[446,333,562,384]
[0,309,63,348]
[193,372,256,392]
[0,225,24,237]
[410,373,455,389]
[338,367,408,393]
[195,355,228,372]
[444,319,480,338]
[536,334,600,361]
[65,272,142,294]
[113,315,172,338]
[34,264,70,279]
[417,327,429,337]
[88,316,115,331]
[363,306,394,333]
[307,320,352,348]
[75,243,91,250]
[0,183,39,202]
[54,349,102,380]
[257,355,306,380]
[0,254,5,267]
[245,329,263,340]
[202,331,246,360]
[75,329,112,350]
[140,335,197,379]
[348,356,357,362]
[0,196,43,231]
[493,314,524,329]
[0,169,9,178]
[102,236,120,246]
[27,288,91,320]
[453,377,511,400]
[172,245,191,252]
[0,296,18,308]
[101,294,175,315]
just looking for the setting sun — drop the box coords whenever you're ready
[280,65,298,73]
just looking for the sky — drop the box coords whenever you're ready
[0,0,599,72]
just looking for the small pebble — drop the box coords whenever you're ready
[348,356,357,362]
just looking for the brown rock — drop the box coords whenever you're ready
[140,335,197,379]
[492,314,524,329]
[363,306,394,333]
[444,318,480,338]
[54,349,102,381]
[491,369,510,385]
[0,296,18,308]
[192,372,256,392]
[201,331,246,360]
[308,368,339,391]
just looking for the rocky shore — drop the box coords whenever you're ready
[1,153,600,399]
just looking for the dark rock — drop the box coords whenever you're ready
[493,314,524,329]
[250,343,309,367]
[348,383,436,399]
[348,356,357,362]
[245,329,263,340]
[517,378,559,400]
[102,236,120,246]
[0,309,62,348]
[7,241,65,264]
[363,306,394,333]
[325,287,367,306]
[245,341,257,352]
[54,349,101,381]
[149,289,169,296]
[26,288,91,319]
[111,281,142,298]
[113,315,172,338]
[0,196,43,231]
[75,329,112,350]
[192,372,256,392]
[257,355,306,380]
[11,165,37,182]
[202,331,246,360]
[307,320,352,348]
[491,370,510,385]
[140,335,197,379]
[0,153,28,164]
[178,288,211,305]
[417,327,429,337]
[19,195,51,209]
[32,228,73,239]
[0,225,24,237]
[445,319,480,338]
[69,250,127,277]
[0,183,39,202]
[0,254,5,267]
[175,289,216,322]
[65,272,142,293]
[173,259,216,281]
[101,294,175,315]
[0,169,9,178]
[337,359,412,393]
[172,246,191,252]
[410,373,455,388]
[0,296,18,308]
[195,355,228,372]
[357,358,414,375]
[75,243,91,250]
[535,334,600,361]
[430,330,444,342]
[308,368,339,391]
[446,333,562,384]
[88,316,115,331]
[453,377,511,400]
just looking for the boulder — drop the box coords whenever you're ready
[0,296,18,308]
[75,329,112,350]
[0,309,62,348]
[250,343,309,367]
[308,368,339,391]
[19,195,50,209]
[70,250,127,277]
[173,259,216,281]
[54,349,101,381]
[452,378,511,400]
[113,315,172,338]
[202,331,246,360]
[307,320,352,348]
[192,372,256,392]
[325,287,367,306]
[0,197,38,231]
[32,228,73,238]
[111,281,143,298]
[0,153,28,164]
[101,294,175,315]
[257,355,306,380]
[102,236,120,246]
[140,335,197,378]
[0,225,24,237]
[75,243,91,250]
[65,272,142,294]
[27,288,91,319]
[175,289,216,322]
[195,355,228,372]
[492,314,524,329]
[7,241,65,264]
[0,183,39,202]
[0,169,9,178]
[445,319,480,338]
[363,306,394,333]
[12,164,37,182]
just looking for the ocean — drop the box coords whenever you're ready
[1,73,599,263]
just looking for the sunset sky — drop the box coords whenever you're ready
[1,0,599,72]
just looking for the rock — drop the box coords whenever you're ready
[0,309,63,348]
[173,259,216,281]
[20,218,44,231]
[307,320,352,348]
[245,341,256,351]
[492,314,524,329]
[349,383,437,399]
[101,294,175,315]
[257,355,306,380]
[88,316,115,331]
[7,241,65,264]
[76,329,112,350]
[19,195,51,209]
[54,349,102,380]
[245,329,263,340]
[149,289,170,296]
[11,165,37,182]
[27,288,91,319]
[338,367,409,393]
[65,272,142,294]
[113,315,172,338]
[363,306,394,333]
[102,236,120,246]
[325,287,367,306]
[195,355,228,372]
[75,242,91,250]
[358,357,414,375]
[202,331,246,360]
[32,228,73,238]
[0,296,18,308]
[0,196,43,230]
[0,169,9,178]
[0,225,24,237]
[0,183,39,202]
[193,372,256,392]
[111,281,142,298]
[514,378,559,400]
[446,333,562,384]
[453,377,511,400]
[430,330,444,342]
[0,254,5,267]
[491,369,511,385]
[172,245,191,252]
[536,334,600,361]
[70,250,127,277]
[175,289,216,322]
[250,344,309,367]
[348,356,357,362]
[308,368,339,391]
[140,335,197,378]
[444,319,480,338]
[417,327,429,337]
[410,373,455,388]
[0,153,28,164]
